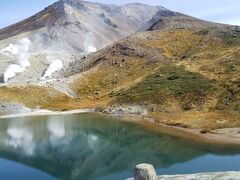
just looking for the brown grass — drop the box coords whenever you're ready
[151,111,240,131]
[0,85,74,110]
[1,28,240,131]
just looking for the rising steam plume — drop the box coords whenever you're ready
[1,38,31,82]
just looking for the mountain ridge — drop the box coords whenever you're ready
[0,0,65,40]
[0,0,171,40]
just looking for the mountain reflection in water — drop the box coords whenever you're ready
[0,113,240,180]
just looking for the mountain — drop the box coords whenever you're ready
[0,0,172,84]
[1,0,240,133]
[67,21,240,131]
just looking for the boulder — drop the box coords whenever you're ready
[134,163,157,180]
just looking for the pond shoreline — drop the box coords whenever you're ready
[1,109,240,146]
[106,113,240,146]
[0,109,95,119]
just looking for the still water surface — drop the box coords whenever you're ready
[0,113,240,180]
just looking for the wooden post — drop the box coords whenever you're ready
[134,163,157,180]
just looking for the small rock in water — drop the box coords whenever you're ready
[134,163,157,180]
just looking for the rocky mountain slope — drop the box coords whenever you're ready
[66,22,240,131]
[0,0,240,133]
[0,0,171,84]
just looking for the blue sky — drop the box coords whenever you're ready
[1,0,240,28]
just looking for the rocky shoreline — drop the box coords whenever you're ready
[116,114,240,146]
[100,106,240,146]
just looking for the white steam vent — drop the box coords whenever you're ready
[42,60,63,79]
[4,65,27,82]
[1,38,31,82]
[1,43,19,56]
[87,46,97,53]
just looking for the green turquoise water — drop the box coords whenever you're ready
[0,113,240,180]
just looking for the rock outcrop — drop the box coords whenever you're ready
[134,164,157,180]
